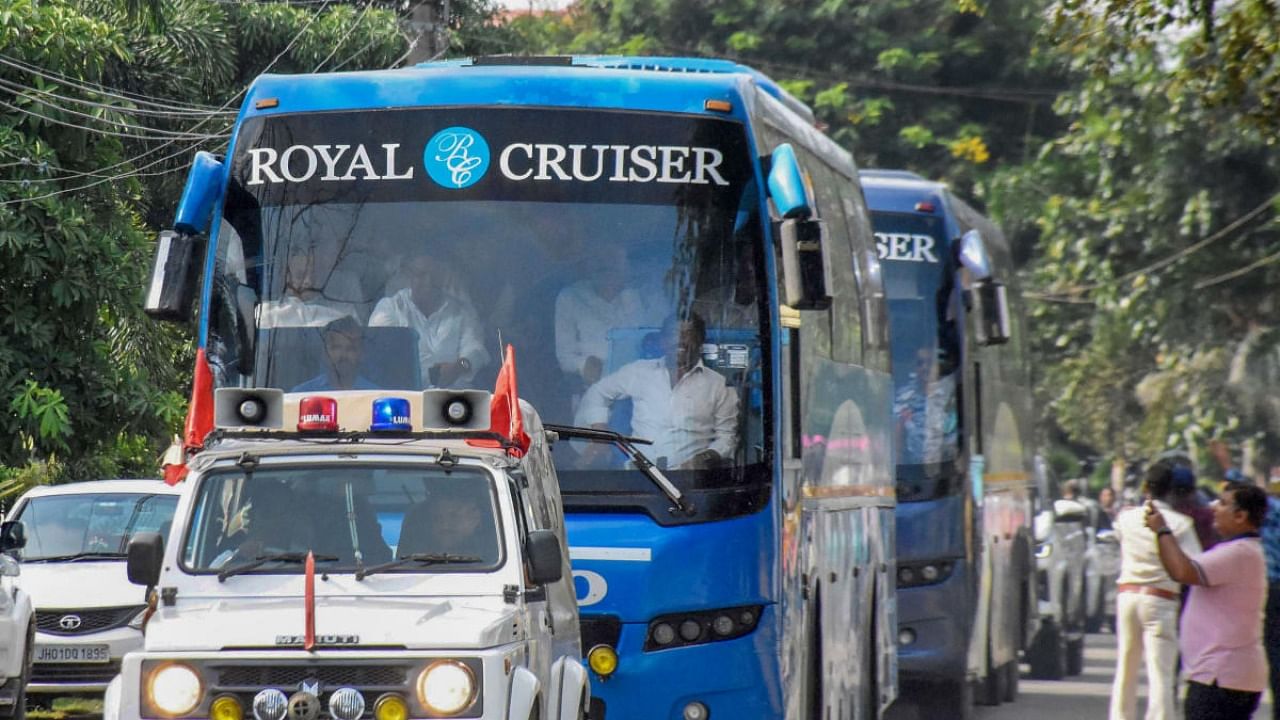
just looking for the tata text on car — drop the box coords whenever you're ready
[103,385,587,720]
[6,479,180,695]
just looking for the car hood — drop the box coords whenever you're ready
[19,561,143,611]
[145,594,522,652]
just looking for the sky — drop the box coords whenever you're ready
[493,0,575,12]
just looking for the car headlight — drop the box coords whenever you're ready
[417,661,475,716]
[147,663,202,717]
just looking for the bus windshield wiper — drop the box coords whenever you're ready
[217,552,339,582]
[26,551,127,563]
[355,553,483,580]
[543,424,694,516]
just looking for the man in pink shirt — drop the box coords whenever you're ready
[1145,481,1270,720]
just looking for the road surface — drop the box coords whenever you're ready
[888,631,1274,719]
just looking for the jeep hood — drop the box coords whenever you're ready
[145,595,522,652]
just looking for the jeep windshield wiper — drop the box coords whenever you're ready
[217,552,339,582]
[355,553,482,581]
[544,423,694,515]
[25,551,127,563]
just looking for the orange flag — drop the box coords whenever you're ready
[163,349,215,486]
[490,345,531,457]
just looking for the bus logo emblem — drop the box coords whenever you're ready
[424,127,490,189]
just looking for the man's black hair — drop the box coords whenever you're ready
[1223,481,1267,529]
[1144,459,1177,501]
[323,315,362,338]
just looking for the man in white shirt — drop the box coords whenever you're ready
[1109,460,1202,720]
[368,252,489,387]
[554,245,646,387]
[574,313,738,470]
[257,243,359,328]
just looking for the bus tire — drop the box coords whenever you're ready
[1026,620,1066,680]
[917,678,973,720]
[1065,636,1085,676]
[1001,659,1018,703]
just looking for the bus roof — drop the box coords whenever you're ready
[241,56,814,125]
[858,169,949,215]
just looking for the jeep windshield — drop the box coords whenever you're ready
[181,465,504,575]
[208,107,770,524]
[13,493,178,562]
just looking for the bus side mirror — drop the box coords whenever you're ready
[525,530,563,585]
[970,279,1011,346]
[144,231,203,322]
[127,532,165,588]
[767,144,811,219]
[780,218,833,310]
[0,521,25,552]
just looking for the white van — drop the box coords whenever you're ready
[7,480,181,695]
[104,389,587,720]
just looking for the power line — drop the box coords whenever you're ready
[0,54,227,114]
[311,1,378,72]
[1193,247,1280,290]
[0,76,234,121]
[1032,190,1280,300]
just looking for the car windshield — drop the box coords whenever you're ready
[207,107,769,516]
[13,492,178,561]
[872,210,963,501]
[181,464,503,575]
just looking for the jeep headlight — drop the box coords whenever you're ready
[417,661,475,716]
[147,663,202,716]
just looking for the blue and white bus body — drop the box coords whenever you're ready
[159,56,897,720]
[860,171,1036,713]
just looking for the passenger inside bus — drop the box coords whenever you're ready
[554,244,647,390]
[368,250,490,387]
[575,313,739,470]
[257,242,360,328]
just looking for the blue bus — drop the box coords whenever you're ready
[860,171,1037,717]
[145,57,898,719]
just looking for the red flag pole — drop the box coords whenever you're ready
[304,551,316,652]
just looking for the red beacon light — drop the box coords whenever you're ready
[297,396,339,432]
[914,200,937,213]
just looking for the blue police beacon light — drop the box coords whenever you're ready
[371,397,412,432]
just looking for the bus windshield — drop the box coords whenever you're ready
[14,493,178,561]
[182,464,503,574]
[873,211,963,501]
[209,107,770,520]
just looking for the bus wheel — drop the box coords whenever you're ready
[917,678,973,720]
[1065,636,1085,676]
[1026,620,1066,680]
[1001,659,1019,703]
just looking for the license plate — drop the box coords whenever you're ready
[35,644,110,664]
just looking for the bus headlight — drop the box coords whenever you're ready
[147,663,202,717]
[417,661,476,716]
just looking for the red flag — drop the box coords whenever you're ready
[465,345,531,456]
[304,550,316,652]
[164,350,214,486]
[183,349,215,451]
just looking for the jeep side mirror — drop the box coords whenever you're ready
[525,530,563,585]
[127,532,165,588]
[0,521,25,553]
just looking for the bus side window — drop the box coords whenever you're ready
[791,147,861,366]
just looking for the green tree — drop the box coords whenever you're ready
[989,8,1280,469]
